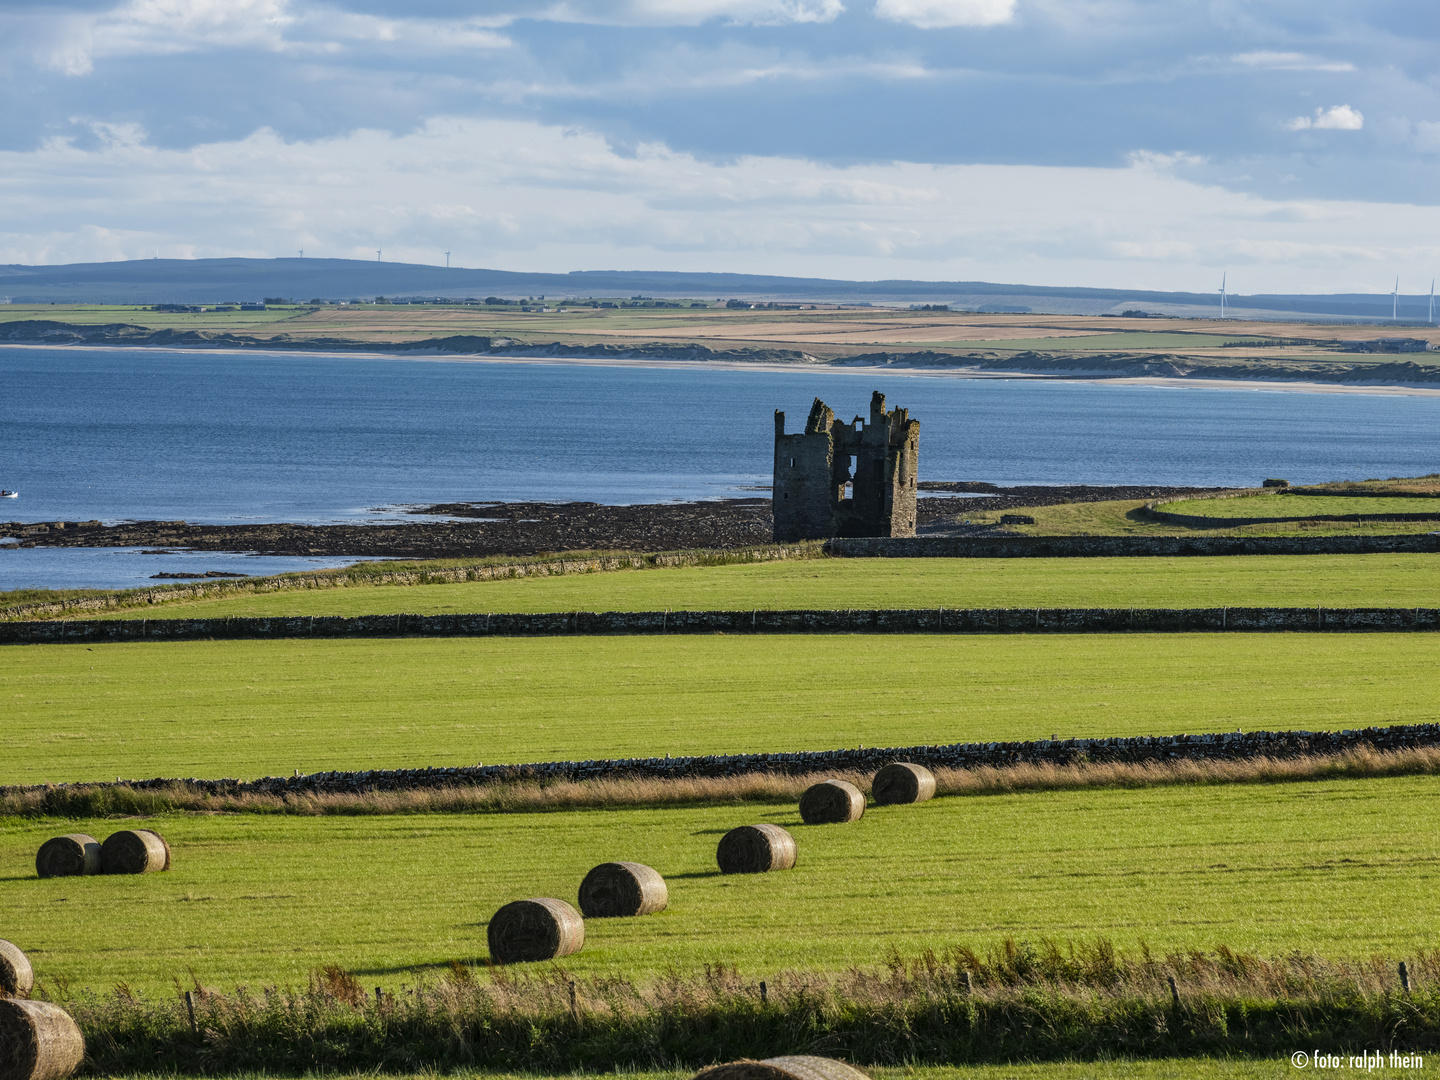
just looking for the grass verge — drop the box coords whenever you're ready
[45,943,1440,1075]
[6,745,1439,819]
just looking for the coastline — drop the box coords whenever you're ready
[5,340,1440,396]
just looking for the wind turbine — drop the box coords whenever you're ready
[1430,279,1435,325]
[377,249,382,262]
[1218,272,1227,319]
[1393,276,1399,321]
[445,250,451,268]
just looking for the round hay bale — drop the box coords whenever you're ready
[487,898,584,964]
[692,1055,872,1080]
[871,762,936,806]
[34,835,100,880]
[0,999,84,1080]
[100,829,170,875]
[798,779,865,825]
[578,862,668,918]
[0,942,33,999]
[716,824,797,874]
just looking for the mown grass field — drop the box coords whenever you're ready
[987,499,1440,536]
[1161,494,1440,518]
[5,633,1437,784]
[4,773,1438,998]
[86,553,1440,619]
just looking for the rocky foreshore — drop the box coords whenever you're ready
[0,486,1218,557]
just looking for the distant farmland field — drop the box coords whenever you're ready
[4,774,1437,997]
[5,632,1437,784]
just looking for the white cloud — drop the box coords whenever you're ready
[1286,104,1364,131]
[873,0,1016,28]
[1,117,1436,292]
[1232,51,1354,73]
[532,0,844,25]
[43,0,509,74]
[1126,150,1207,170]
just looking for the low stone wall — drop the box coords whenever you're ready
[2,605,1438,644]
[826,534,1440,557]
[1139,505,1440,529]
[5,723,1436,798]
[0,545,816,622]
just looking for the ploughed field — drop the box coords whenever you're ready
[4,774,1437,998]
[88,553,1440,619]
[6,633,1438,784]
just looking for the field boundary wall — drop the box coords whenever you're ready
[0,545,817,621]
[5,723,1438,797]
[2,605,1439,643]
[826,534,1440,556]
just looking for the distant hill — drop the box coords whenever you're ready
[0,257,1433,322]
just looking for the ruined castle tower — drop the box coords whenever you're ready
[772,390,920,541]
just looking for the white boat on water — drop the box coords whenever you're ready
[0,490,17,498]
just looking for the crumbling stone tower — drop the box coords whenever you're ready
[773,390,920,541]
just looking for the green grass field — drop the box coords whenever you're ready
[84,554,1440,620]
[5,633,1437,784]
[1161,494,1440,519]
[5,773,1439,998]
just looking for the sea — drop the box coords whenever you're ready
[4,345,1440,590]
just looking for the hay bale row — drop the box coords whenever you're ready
[490,860,669,963]
[35,830,169,878]
[0,999,83,1080]
[797,762,935,828]
[0,942,33,999]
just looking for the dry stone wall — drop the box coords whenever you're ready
[826,535,1440,557]
[2,605,1438,644]
[5,723,1438,800]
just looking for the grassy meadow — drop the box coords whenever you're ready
[5,773,1439,997]
[6,632,1439,784]
[73,552,1440,620]
[1160,494,1440,518]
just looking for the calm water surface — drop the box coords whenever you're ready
[3,345,1439,584]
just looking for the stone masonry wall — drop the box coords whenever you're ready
[2,605,1438,644]
[4,723,1437,799]
[825,534,1440,557]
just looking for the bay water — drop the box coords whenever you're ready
[4,345,1439,589]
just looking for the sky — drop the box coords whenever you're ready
[0,0,1437,292]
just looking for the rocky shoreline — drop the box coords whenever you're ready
[2,486,1218,558]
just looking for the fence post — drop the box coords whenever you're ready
[184,990,198,1034]
[1400,961,1412,994]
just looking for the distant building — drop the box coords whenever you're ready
[773,391,919,541]
[1344,338,1435,353]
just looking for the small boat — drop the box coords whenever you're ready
[0,490,16,498]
